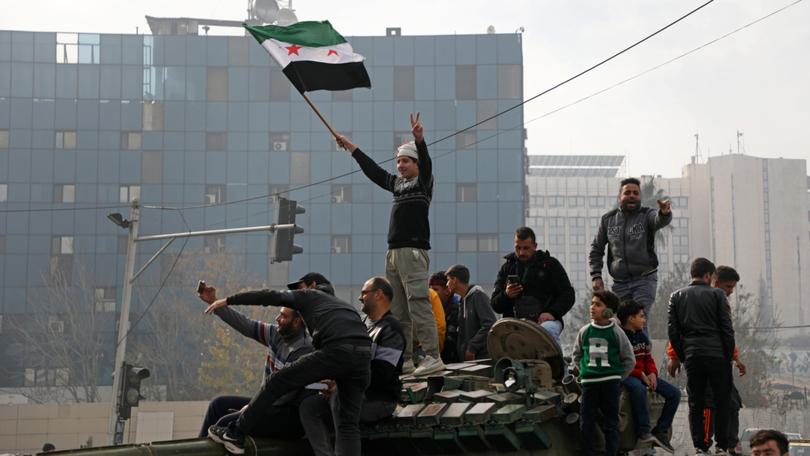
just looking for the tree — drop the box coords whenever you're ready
[3,261,110,403]
[130,252,268,401]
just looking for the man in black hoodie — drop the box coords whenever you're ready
[491,226,575,346]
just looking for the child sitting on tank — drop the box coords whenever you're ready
[617,299,680,453]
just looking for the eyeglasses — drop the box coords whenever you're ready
[360,288,378,296]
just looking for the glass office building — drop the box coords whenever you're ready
[0,29,524,388]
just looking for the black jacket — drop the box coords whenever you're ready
[364,311,405,403]
[351,139,432,250]
[667,281,735,361]
[589,206,672,282]
[227,289,371,349]
[491,250,576,324]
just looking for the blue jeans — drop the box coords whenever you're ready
[580,380,621,456]
[540,319,563,346]
[622,375,681,435]
[612,272,657,333]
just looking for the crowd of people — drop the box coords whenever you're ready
[190,115,780,456]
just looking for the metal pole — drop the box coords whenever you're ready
[109,200,140,445]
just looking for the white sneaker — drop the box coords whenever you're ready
[401,359,415,375]
[412,356,445,376]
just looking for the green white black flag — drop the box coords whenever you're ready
[244,21,372,93]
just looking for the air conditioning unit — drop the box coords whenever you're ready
[49,320,64,333]
[272,141,288,151]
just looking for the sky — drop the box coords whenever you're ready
[2,0,809,178]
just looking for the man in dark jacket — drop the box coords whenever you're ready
[204,273,371,456]
[336,113,443,377]
[299,276,405,456]
[590,177,672,334]
[446,264,497,361]
[197,283,313,439]
[668,258,735,453]
[491,226,575,346]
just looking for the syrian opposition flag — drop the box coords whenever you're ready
[244,21,371,94]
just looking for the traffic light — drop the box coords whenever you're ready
[271,197,305,263]
[117,363,150,420]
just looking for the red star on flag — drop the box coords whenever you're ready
[327,49,338,56]
[286,44,302,55]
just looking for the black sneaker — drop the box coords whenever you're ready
[651,430,675,454]
[208,423,245,455]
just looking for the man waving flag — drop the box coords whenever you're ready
[244,21,371,94]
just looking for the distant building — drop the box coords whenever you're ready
[684,154,810,327]
[525,153,810,330]
[525,155,691,290]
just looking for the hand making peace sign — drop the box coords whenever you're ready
[410,112,423,143]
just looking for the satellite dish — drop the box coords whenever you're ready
[276,8,298,26]
[252,0,280,23]
[486,25,496,34]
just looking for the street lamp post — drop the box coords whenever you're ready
[107,200,140,445]
[105,199,301,444]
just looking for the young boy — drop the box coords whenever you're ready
[617,299,680,453]
[573,290,636,456]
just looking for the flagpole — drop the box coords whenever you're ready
[300,92,339,139]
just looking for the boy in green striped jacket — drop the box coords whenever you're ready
[572,290,635,456]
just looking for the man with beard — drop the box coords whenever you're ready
[197,284,313,439]
[298,276,405,456]
[491,226,575,346]
[203,273,371,456]
[590,177,672,334]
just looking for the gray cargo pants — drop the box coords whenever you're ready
[385,247,440,361]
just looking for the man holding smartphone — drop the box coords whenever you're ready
[491,226,575,347]
[196,282,312,440]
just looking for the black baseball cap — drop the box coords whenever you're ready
[287,272,331,290]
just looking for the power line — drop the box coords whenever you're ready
[144,0,717,212]
[0,204,130,214]
[114,208,191,347]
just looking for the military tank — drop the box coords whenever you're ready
[40,318,667,456]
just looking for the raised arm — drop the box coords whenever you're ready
[336,134,396,192]
[410,112,432,186]
[198,285,276,346]
[650,199,673,230]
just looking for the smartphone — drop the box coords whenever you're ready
[196,280,206,294]
[507,274,519,284]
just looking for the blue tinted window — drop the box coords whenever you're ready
[11,63,33,97]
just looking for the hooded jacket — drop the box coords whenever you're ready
[589,206,672,282]
[491,250,575,324]
[457,285,497,360]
